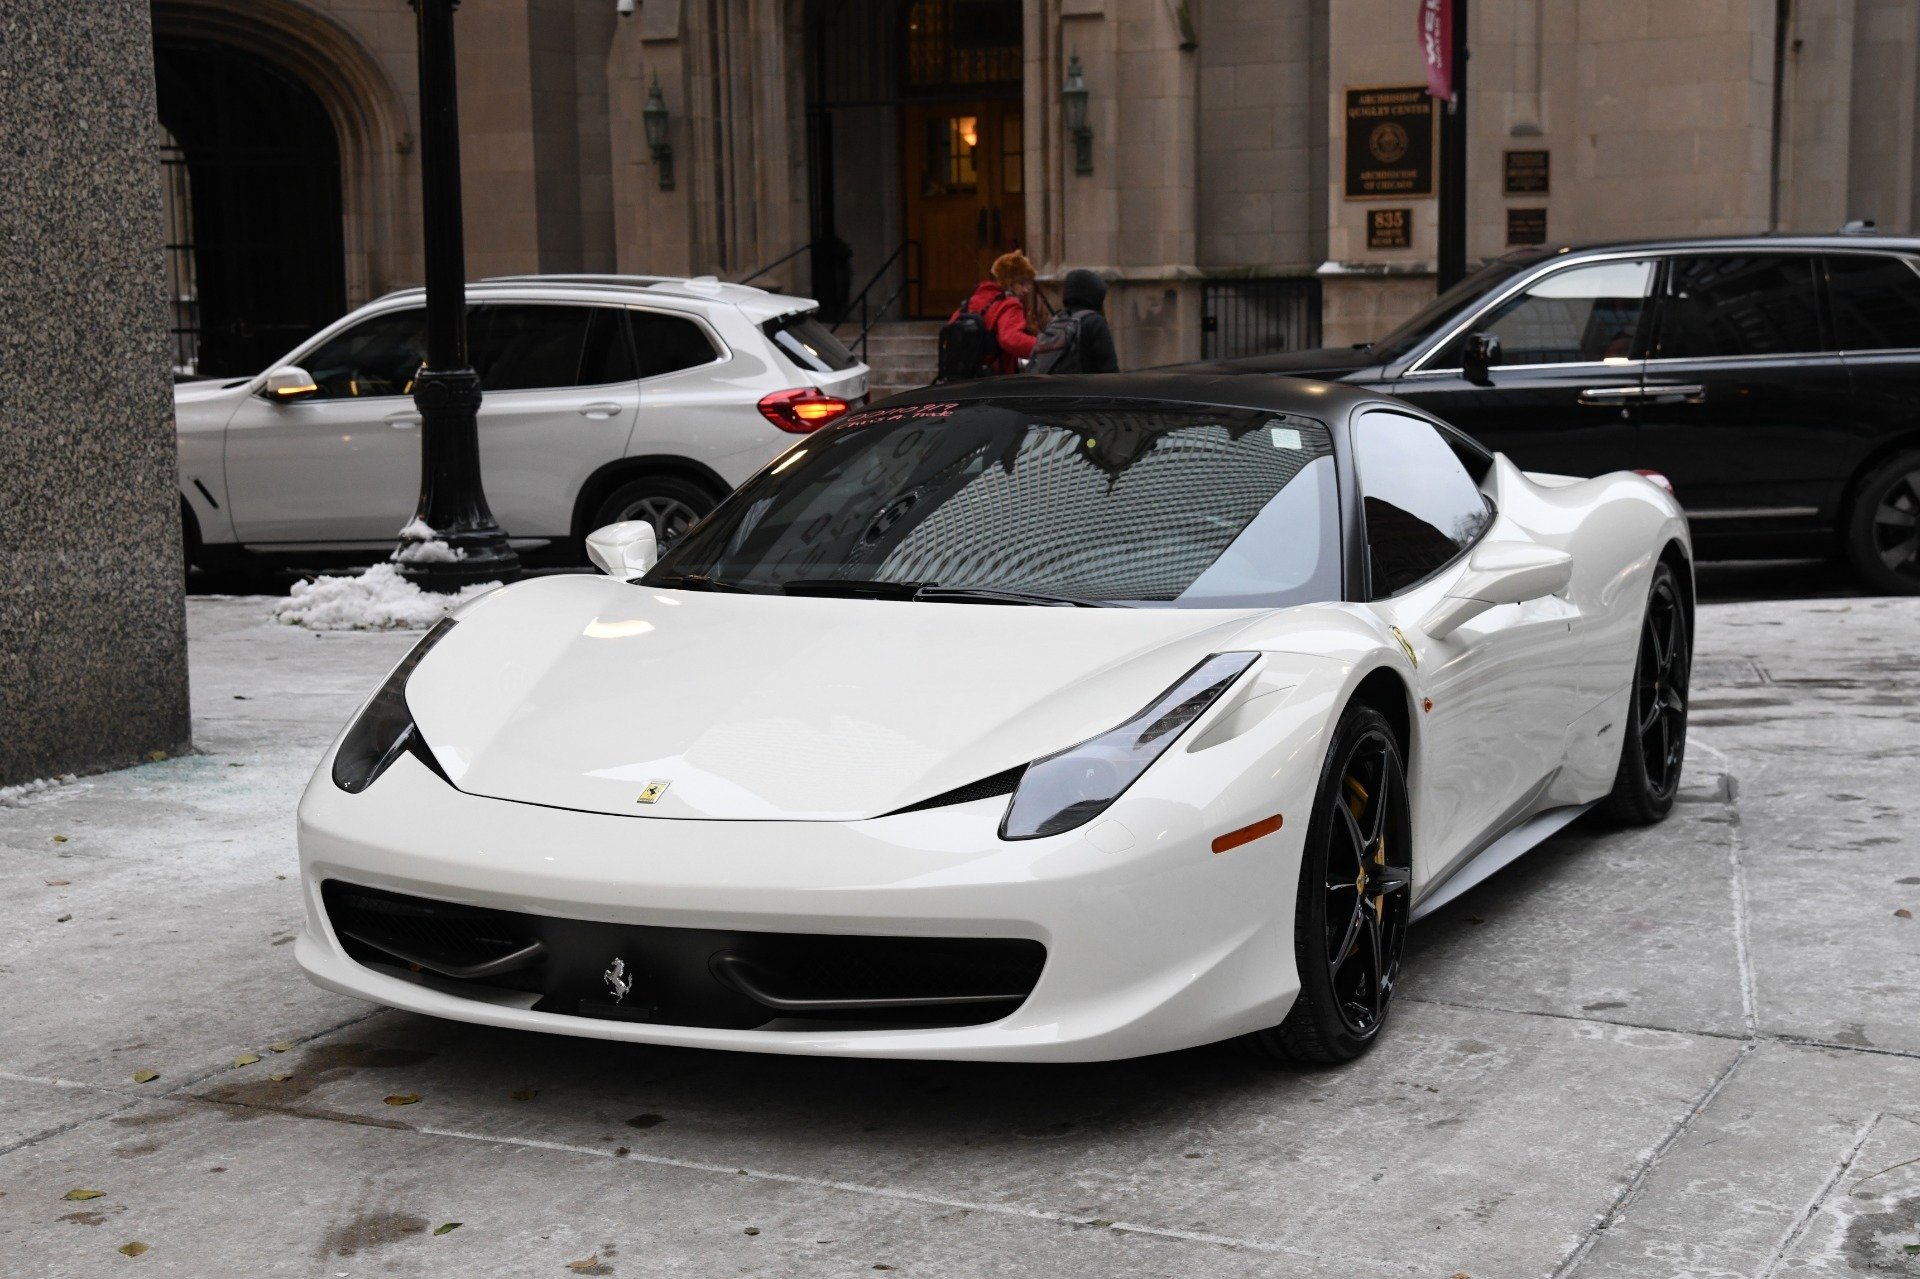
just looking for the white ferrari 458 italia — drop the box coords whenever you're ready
[296,376,1692,1064]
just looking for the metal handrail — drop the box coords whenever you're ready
[834,239,921,361]
[735,242,814,287]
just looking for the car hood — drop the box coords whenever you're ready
[404,575,1266,821]
[1169,346,1389,379]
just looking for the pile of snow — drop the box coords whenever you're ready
[0,773,77,808]
[391,518,467,565]
[272,563,499,631]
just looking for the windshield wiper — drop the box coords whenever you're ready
[779,578,1119,607]
[912,585,1121,608]
[654,572,758,594]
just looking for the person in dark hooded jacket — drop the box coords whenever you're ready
[1026,268,1119,374]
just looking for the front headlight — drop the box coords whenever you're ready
[1000,652,1258,840]
[330,618,456,793]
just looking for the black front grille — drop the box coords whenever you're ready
[321,881,1046,1030]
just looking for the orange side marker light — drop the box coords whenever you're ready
[1212,814,1284,854]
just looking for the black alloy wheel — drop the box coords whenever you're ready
[1846,450,1920,595]
[591,474,718,553]
[1598,561,1689,825]
[1247,703,1412,1065]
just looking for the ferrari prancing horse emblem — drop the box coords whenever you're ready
[603,957,633,1003]
[636,780,671,805]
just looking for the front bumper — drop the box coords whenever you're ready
[295,751,1306,1062]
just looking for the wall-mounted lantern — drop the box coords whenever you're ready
[643,76,674,190]
[1062,54,1092,176]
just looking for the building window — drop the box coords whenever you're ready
[159,125,199,377]
[904,0,1022,90]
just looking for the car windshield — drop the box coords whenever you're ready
[645,397,1343,609]
[1367,256,1535,361]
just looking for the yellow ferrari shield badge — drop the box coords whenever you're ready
[1389,626,1419,669]
[636,780,671,805]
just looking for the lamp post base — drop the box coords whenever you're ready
[397,366,523,594]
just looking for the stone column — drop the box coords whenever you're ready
[0,0,191,785]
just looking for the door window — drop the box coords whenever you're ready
[1827,254,1920,351]
[631,310,721,378]
[1434,259,1656,367]
[1355,411,1493,599]
[299,309,427,399]
[469,305,593,391]
[1655,255,1822,359]
[579,307,638,384]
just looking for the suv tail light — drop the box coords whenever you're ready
[758,387,851,434]
[1634,469,1676,497]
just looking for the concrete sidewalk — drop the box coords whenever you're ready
[2,595,1917,1277]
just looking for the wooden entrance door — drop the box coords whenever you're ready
[903,101,1025,317]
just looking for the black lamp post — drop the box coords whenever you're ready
[397,0,520,591]
[1062,54,1092,176]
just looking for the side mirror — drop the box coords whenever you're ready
[263,366,319,402]
[585,520,659,579]
[1420,541,1572,639]
[1460,332,1501,386]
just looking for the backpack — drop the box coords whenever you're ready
[935,299,999,382]
[1025,308,1086,375]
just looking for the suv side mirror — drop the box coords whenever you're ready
[1420,541,1572,639]
[1461,332,1501,386]
[585,520,659,579]
[263,366,319,402]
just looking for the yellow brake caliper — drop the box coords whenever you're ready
[1344,776,1388,926]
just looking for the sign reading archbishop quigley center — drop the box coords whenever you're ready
[1344,86,1436,200]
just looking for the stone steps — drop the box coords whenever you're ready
[849,320,942,402]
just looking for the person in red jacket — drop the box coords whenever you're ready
[950,250,1041,375]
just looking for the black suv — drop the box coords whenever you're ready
[1185,236,1920,593]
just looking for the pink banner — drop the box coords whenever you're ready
[1420,0,1453,102]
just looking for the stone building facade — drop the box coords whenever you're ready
[154,0,1920,377]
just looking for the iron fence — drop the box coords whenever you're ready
[1200,277,1322,361]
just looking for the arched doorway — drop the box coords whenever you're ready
[805,0,1025,320]
[155,40,346,377]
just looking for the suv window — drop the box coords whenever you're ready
[765,312,858,373]
[1355,410,1492,599]
[1433,259,1657,367]
[1827,253,1920,351]
[299,309,426,399]
[1655,255,1822,359]
[631,310,721,378]
[469,304,594,391]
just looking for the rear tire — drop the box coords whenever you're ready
[1245,702,1411,1066]
[590,474,720,553]
[1597,561,1689,826]
[1844,449,1920,595]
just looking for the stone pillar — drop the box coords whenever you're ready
[0,0,191,785]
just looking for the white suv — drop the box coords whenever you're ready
[175,275,869,567]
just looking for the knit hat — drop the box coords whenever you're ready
[1062,268,1108,312]
[990,250,1037,286]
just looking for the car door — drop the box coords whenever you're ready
[465,303,640,539]
[1631,252,1846,534]
[1391,257,1659,479]
[1352,410,1582,884]
[224,307,426,545]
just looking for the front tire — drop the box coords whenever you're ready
[1245,703,1411,1065]
[1597,561,1689,825]
[1844,449,1920,594]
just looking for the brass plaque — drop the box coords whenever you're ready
[1504,149,1549,195]
[1506,207,1548,246]
[1344,87,1437,200]
[1367,207,1412,250]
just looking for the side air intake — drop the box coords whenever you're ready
[886,765,1026,816]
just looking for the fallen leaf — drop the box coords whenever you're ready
[744,1226,760,1235]
[873,1267,894,1273]
[63,1189,106,1201]
[52,835,67,844]
[55,914,72,923]
[384,1093,421,1106]
[118,1242,149,1257]
[433,1222,462,1236]
[511,1086,538,1101]
[1086,1218,1114,1228]
[565,1255,600,1273]
[269,1072,293,1082]
[147,751,168,762]
[132,1070,159,1084]
[626,1113,664,1129]
[1897,909,1913,920]
[232,1054,261,1068]
[44,879,69,887]
[268,1042,293,1053]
